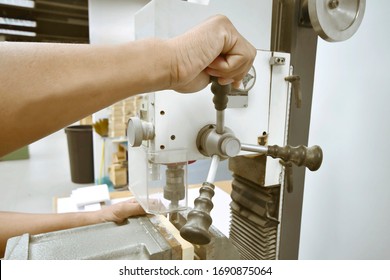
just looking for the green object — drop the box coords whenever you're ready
[0,146,29,161]
[95,176,114,191]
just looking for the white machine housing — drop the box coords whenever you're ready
[128,0,291,214]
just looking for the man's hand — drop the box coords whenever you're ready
[167,15,256,93]
[99,199,146,224]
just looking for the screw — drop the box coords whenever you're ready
[328,0,339,9]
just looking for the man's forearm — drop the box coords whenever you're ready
[0,39,171,157]
[0,15,256,157]
[0,211,103,258]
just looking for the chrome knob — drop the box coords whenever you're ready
[127,117,154,147]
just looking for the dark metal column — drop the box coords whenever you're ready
[271,0,318,260]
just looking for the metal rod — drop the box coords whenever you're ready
[216,110,225,134]
[240,143,268,154]
[206,155,220,183]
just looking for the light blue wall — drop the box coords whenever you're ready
[300,0,390,259]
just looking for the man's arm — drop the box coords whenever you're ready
[0,38,170,156]
[0,200,145,258]
[0,15,255,157]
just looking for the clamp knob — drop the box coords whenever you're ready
[127,117,154,147]
[221,137,241,158]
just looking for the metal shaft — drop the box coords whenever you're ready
[211,77,230,134]
[216,110,225,134]
[240,143,268,154]
[206,155,220,183]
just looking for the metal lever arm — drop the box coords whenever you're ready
[180,78,229,245]
[241,143,323,171]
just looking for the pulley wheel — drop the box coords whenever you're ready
[308,0,366,42]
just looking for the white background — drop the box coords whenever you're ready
[300,0,390,259]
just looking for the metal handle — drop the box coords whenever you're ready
[180,155,220,245]
[210,77,230,133]
[179,181,215,245]
[210,77,230,111]
[267,144,323,171]
[241,143,323,171]
[285,75,302,108]
[181,79,229,245]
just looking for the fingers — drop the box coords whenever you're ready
[207,52,255,89]
[206,55,246,77]
[207,55,250,79]
[206,16,256,87]
[168,15,256,93]
[127,203,146,217]
[101,199,146,224]
[217,78,235,86]
[120,200,146,217]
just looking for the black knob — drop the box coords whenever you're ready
[210,77,230,111]
[180,182,215,245]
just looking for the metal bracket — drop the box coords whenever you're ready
[280,160,294,193]
[285,75,302,108]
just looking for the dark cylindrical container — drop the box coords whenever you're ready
[65,125,94,183]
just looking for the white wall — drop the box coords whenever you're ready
[88,0,151,183]
[89,0,151,44]
[300,0,390,259]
